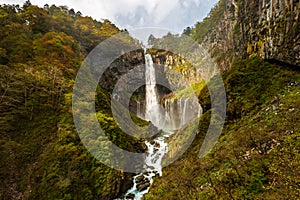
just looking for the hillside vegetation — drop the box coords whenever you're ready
[0,3,143,199]
[144,57,300,199]
[143,0,299,199]
[1,0,299,199]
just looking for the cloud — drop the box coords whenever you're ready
[1,0,218,41]
[1,0,217,29]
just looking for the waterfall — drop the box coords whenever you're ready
[180,98,188,126]
[122,136,169,200]
[163,97,201,132]
[144,54,163,129]
[118,53,202,200]
[136,54,201,132]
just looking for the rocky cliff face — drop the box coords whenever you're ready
[195,0,299,71]
[100,49,145,92]
[151,50,202,88]
[236,0,299,66]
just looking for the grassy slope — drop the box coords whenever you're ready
[144,57,300,199]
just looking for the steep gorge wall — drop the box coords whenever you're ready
[196,0,299,70]
[236,0,299,66]
[150,50,202,88]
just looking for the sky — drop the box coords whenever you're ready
[0,0,218,42]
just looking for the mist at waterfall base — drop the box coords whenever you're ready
[118,54,201,200]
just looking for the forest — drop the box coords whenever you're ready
[1,0,299,199]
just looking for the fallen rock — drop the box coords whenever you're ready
[143,171,150,176]
[150,140,156,145]
[137,182,150,191]
[153,170,159,177]
[150,141,160,148]
[126,193,135,199]
[155,142,160,148]
[135,175,145,184]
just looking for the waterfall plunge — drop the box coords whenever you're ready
[143,54,201,131]
[121,54,202,200]
[144,54,164,129]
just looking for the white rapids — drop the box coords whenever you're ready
[119,53,201,200]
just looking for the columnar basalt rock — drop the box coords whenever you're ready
[198,0,299,70]
[236,0,299,66]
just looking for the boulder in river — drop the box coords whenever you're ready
[143,171,151,176]
[150,140,161,148]
[137,182,150,191]
[136,175,150,192]
[153,170,159,177]
[135,175,145,184]
[126,193,135,199]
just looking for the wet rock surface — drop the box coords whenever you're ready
[137,182,151,192]
[135,175,151,192]
[125,193,135,199]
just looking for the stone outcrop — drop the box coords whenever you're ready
[236,0,299,66]
[198,0,299,70]
[149,50,203,89]
[100,49,145,92]
[135,175,151,191]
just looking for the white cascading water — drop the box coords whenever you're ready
[144,54,164,129]
[120,53,202,200]
[121,54,169,200]
[123,137,169,200]
[163,97,202,132]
